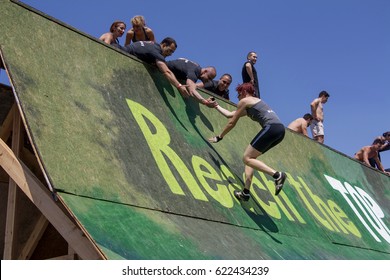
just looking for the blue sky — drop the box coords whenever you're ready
[2,0,390,170]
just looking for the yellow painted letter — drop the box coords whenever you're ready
[192,156,233,208]
[127,99,208,201]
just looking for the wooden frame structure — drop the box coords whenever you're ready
[0,52,105,260]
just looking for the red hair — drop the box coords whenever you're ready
[236,83,255,96]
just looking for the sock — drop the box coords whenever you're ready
[273,172,280,179]
[243,188,250,195]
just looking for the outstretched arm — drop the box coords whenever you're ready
[195,81,205,88]
[156,61,190,97]
[186,79,217,108]
[215,105,236,118]
[373,155,386,173]
[209,100,247,142]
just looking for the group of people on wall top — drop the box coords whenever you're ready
[354,132,390,175]
[100,18,332,142]
[287,90,330,144]
[286,91,389,175]
[99,17,256,105]
[98,16,388,202]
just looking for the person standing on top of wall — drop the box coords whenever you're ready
[242,51,260,98]
[310,90,330,144]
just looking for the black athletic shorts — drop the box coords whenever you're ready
[250,123,285,154]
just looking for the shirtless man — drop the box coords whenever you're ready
[287,113,313,137]
[310,91,330,143]
[355,139,390,175]
[369,131,390,170]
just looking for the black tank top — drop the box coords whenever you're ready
[246,100,281,127]
[132,27,150,43]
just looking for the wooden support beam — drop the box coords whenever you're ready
[0,103,15,144]
[68,246,77,260]
[20,146,45,182]
[3,182,17,259]
[0,139,105,260]
[3,106,22,259]
[17,214,49,260]
[48,253,77,260]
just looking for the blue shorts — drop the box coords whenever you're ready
[250,123,285,153]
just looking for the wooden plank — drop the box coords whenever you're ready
[0,139,105,260]
[17,214,49,260]
[47,253,76,260]
[0,103,15,141]
[3,180,17,259]
[20,146,44,182]
[3,107,22,259]
[67,246,77,260]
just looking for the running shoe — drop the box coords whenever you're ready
[234,190,250,201]
[274,172,287,195]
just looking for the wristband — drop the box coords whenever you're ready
[176,83,182,89]
[215,135,223,142]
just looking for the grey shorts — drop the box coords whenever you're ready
[310,120,324,137]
